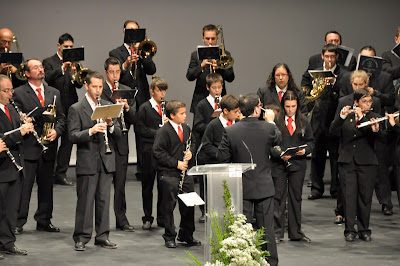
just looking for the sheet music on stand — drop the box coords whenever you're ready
[178,192,205,207]
[91,103,124,120]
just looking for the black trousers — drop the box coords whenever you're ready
[54,121,73,181]
[0,175,22,249]
[310,131,339,197]
[141,143,163,224]
[339,161,376,237]
[243,197,278,266]
[374,139,394,209]
[272,166,306,240]
[393,166,400,209]
[17,157,55,227]
[113,150,129,228]
[160,174,194,242]
[73,158,112,244]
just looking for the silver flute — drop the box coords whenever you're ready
[358,112,400,128]
[343,108,373,114]
[179,131,192,193]
[96,96,112,154]
[9,99,48,152]
[114,81,128,132]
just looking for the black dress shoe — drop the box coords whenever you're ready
[177,236,201,246]
[94,239,118,249]
[334,215,344,224]
[0,254,3,260]
[291,236,311,243]
[142,221,151,230]
[359,234,371,242]
[199,214,206,223]
[14,226,23,235]
[117,224,135,232]
[2,246,28,255]
[165,240,177,248]
[308,194,322,200]
[55,177,74,186]
[382,205,393,216]
[74,242,85,251]
[345,234,356,242]
[36,223,60,232]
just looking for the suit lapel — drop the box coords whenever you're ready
[82,97,95,126]
[43,85,53,107]
[0,109,12,128]
[102,82,114,103]
[25,84,42,107]
[272,90,280,105]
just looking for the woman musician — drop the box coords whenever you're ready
[329,88,382,242]
[270,90,314,243]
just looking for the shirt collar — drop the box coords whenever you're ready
[323,62,337,72]
[85,93,97,111]
[28,82,44,92]
[275,84,288,95]
[219,113,234,128]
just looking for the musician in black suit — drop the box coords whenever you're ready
[0,75,33,257]
[330,89,382,242]
[136,76,168,230]
[217,93,281,266]
[13,58,65,234]
[186,24,235,114]
[43,33,83,186]
[68,72,121,251]
[386,112,400,213]
[101,57,136,232]
[0,28,27,89]
[109,20,156,182]
[270,90,314,244]
[301,44,349,200]
[382,26,400,90]
[306,30,356,71]
[153,100,200,248]
[257,63,307,116]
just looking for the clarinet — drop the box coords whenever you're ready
[114,81,128,132]
[9,99,48,152]
[6,149,23,172]
[96,96,112,154]
[159,98,166,127]
[215,94,221,109]
[178,131,192,193]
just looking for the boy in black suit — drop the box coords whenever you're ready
[153,100,200,248]
[136,75,169,230]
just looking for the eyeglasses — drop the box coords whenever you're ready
[31,65,44,71]
[0,40,12,45]
[0,89,14,94]
[359,99,373,104]
[107,70,121,75]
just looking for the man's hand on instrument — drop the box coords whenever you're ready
[20,122,34,136]
[117,98,129,109]
[90,122,107,135]
[104,118,113,127]
[177,160,188,171]
[386,113,396,127]
[183,150,192,161]
[0,139,8,152]
[340,105,352,118]
[370,117,379,132]
[46,129,57,141]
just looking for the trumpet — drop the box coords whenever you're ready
[358,112,400,128]
[114,81,128,132]
[159,98,166,127]
[9,99,48,152]
[178,131,192,193]
[216,25,234,70]
[40,95,57,145]
[96,96,112,154]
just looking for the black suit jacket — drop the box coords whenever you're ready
[339,71,395,115]
[334,94,381,121]
[199,117,225,165]
[386,123,400,166]
[186,50,235,113]
[307,53,357,72]
[330,111,382,165]
[43,54,83,114]
[0,105,24,183]
[109,45,156,108]
[68,97,121,175]
[13,83,65,161]
[382,50,400,80]
[257,86,308,116]
[101,81,136,156]
[217,117,282,199]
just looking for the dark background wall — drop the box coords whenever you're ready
[2,0,398,162]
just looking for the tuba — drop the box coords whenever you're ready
[216,25,234,70]
[40,95,57,145]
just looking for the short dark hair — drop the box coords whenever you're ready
[202,24,218,35]
[123,20,139,29]
[354,88,371,102]
[24,58,40,73]
[220,94,239,112]
[206,73,223,87]
[58,33,74,45]
[86,71,103,85]
[322,43,338,55]
[239,93,259,117]
[265,103,281,113]
[360,45,376,56]
[324,30,342,43]
[166,100,185,119]
[104,57,121,71]
[150,75,168,91]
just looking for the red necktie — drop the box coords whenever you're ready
[214,98,218,110]
[279,91,283,102]
[355,117,359,128]
[287,117,294,136]
[36,88,44,107]
[227,121,232,126]
[4,105,12,123]
[178,125,183,142]
[112,87,116,92]
[157,105,162,117]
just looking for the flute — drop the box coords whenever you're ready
[358,112,400,128]
[343,108,373,114]
[178,131,192,193]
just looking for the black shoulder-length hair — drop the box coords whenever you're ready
[277,90,306,136]
[266,63,299,92]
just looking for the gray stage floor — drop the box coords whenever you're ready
[4,162,400,266]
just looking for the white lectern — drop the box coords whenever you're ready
[187,163,254,262]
